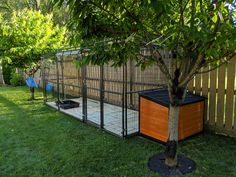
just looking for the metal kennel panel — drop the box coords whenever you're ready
[125,91,139,136]
[42,55,84,121]
[85,64,101,126]
[41,55,58,104]
[103,64,125,136]
[124,59,170,136]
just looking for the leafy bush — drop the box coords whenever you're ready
[10,72,24,86]
[2,61,13,85]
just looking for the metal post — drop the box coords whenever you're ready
[41,57,47,104]
[60,55,65,100]
[122,64,125,137]
[100,65,104,129]
[56,57,60,111]
[78,68,81,96]
[129,59,134,108]
[77,52,83,96]
[124,63,128,136]
[82,65,87,122]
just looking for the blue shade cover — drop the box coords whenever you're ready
[25,77,38,88]
[46,82,54,92]
[139,90,205,107]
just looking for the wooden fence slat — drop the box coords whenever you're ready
[233,58,236,129]
[201,68,209,97]
[202,69,209,123]
[216,65,226,127]
[225,59,235,130]
[209,68,217,126]
[188,77,194,92]
[195,73,202,95]
[104,65,107,100]
[234,96,236,128]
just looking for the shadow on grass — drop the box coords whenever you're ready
[0,90,55,123]
[0,94,26,112]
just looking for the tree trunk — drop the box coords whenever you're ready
[0,62,5,85]
[27,71,37,101]
[30,87,35,100]
[165,84,187,167]
[165,105,180,167]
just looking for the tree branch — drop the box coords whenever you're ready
[178,54,204,87]
[197,64,222,74]
[200,52,235,68]
[150,46,173,85]
[87,1,121,21]
[191,0,196,27]
[179,0,184,26]
[203,53,235,69]
[139,43,172,85]
[122,5,139,23]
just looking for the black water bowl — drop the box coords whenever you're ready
[56,100,80,109]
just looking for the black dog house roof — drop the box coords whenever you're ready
[139,90,205,107]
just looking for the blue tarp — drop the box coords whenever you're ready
[25,77,38,88]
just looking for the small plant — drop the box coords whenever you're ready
[10,72,24,86]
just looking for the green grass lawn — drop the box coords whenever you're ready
[0,86,235,177]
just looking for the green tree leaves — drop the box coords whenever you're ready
[0,9,67,75]
[59,0,236,70]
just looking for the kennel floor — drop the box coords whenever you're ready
[46,98,139,136]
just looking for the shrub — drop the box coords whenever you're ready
[10,72,24,86]
[2,61,13,85]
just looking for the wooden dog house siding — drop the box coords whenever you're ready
[139,90,205,142]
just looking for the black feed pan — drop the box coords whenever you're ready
[56,100,80,109]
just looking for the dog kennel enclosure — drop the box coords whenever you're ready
[40,48,173,137]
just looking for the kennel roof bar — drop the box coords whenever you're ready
[41,47,90,60]
[56,49,81,56]
[56,49,90,57]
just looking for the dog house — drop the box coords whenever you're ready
[139,90,205,142]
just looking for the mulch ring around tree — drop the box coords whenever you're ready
[148,153,196,177]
